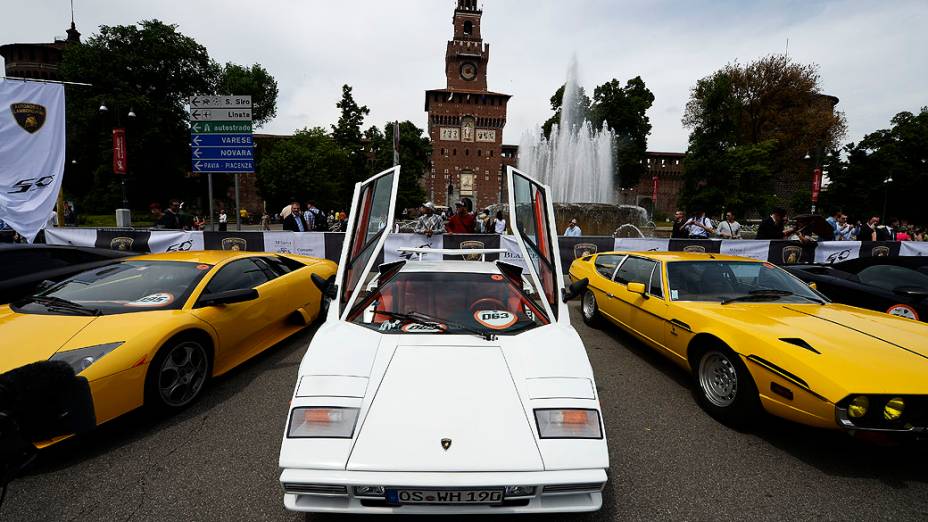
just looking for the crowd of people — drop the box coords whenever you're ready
[670,208,927,242]
[413,201,508,237]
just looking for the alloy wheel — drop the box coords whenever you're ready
[698,351,738,407]
[158,341,208,408]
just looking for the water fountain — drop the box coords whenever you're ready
[518,58,649,236]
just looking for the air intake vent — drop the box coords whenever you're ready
[779,338,820,354]
[543,483,603,494]
[282,483,348,495]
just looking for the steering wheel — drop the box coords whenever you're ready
[470,297,506,313]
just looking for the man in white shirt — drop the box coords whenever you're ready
[717,211,742,239]
[684,210,714,239]
[564,219,582,237]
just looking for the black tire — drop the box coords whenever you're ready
[580,289,603,328]
[144,335,213,413]
[691,345,759,427]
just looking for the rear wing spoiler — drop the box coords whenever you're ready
[396,247,506,262]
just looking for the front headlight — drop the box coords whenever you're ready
[884,397,905,421]
[848,396,869,418]
[50,342,125,374]
[534,408,602,439]
[287,407,359,438]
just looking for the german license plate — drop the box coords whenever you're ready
[386,488,504,505]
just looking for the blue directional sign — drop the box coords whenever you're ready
[192,160,254,172]
[190,133,253,147]
[191,146,254,161]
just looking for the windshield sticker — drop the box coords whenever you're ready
[401,322,447,333]
[886,304,919,320]
[379,319,401,331]
[671,289,679,300]
[126,292,175,307]
[491,274,504,281]
[522,303,535,322]
[196,264,211,270]
[474,310,518,330]
[762,262,776,269]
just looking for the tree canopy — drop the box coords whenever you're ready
[363,121,430,212]
[680,54,846,215]
[822,108,928,223]
[58,19,278,213]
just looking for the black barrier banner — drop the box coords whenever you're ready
[95,229,152,253]
[858,241,901,258]
[441,234,502,261]
[202,231,266,251]
[668,238,723,254]
[766,240,817,265]
[558,236,617,271]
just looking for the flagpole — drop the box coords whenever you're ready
[1,76,92,87]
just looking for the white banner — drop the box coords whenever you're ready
[384,233,442,262]
[500,235,528,272]
[901,242,928,257]
[45,227,97,247]
[614,238,669,252]
[262,231,326,258]
[814,241,861,264]
[151,231,205,253]
[0,80,66,242]
[720,240,771,261]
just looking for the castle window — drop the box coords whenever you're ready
[465,149,470,156]
[453,149,457,156]
[477,149,482,157]
[463,21,473,35]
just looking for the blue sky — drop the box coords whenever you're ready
[3,0,926,151]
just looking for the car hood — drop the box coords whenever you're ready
[346,344,544,472]
[689,302,928,398]
[0,306,98,372]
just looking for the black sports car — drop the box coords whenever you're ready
[0,244,132,304]
[785,256,928,321]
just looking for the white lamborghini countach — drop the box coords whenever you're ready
[278,166,608,514]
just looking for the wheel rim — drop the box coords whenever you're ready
[698,351,738,407]
[582,291,595,319]
[158,341,208,407]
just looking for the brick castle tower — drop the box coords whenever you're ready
[424,0,511,210]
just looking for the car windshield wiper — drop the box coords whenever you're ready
[376,310,497,341]
[22,295,102,316]
[721,290,791,305]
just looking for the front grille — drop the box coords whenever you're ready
[282,483,348,495]
[543,483,603,494]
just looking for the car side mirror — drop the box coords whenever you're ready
[561,277,589,302]
[35,279,56,292]
[311,273,337,300]
[198,288,259,307]
[627,282,648,297]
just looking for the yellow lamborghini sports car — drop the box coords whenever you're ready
[0,251,336,446]
[568,251,928,434]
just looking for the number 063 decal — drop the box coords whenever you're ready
[886,304,919,321]
[473,310,518,330]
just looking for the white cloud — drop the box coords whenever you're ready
[3,0,926,151]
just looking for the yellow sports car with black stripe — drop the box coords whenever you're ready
[0,251,336,446]
[568,251,928,434]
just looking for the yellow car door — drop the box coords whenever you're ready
[191,257,274,374]
[612,256,670,352]
[589,254,627,325]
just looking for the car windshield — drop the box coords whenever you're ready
[14,261,211,316]
[857,265,928,291]
[348,271,550,335]
[666,261,825,303]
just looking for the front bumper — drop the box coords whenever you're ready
[280,468,607,514]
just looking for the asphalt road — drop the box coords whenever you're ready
[4,302,928,521]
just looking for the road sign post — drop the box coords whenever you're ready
[189,95,253,229]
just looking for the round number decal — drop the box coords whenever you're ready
[126,292,175,307]
[401,323,447,333]
[886,304,919,321]
[473,310,517,330]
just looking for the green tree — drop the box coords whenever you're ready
[256,128,350,213]
[217,62,279,127]
[330,84,371,195]
[680,55,846,215]
[823,108,928,223]
[58,20,279,214]
[364,121,430,212]
[590,76,654,188]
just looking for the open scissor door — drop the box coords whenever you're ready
[506,166,566,322]
[335,166,400,320]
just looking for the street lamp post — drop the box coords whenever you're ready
[881,176,893,224]
[100,102,136,225]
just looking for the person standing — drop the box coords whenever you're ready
[493,211,507,234]
[684,209,714,239]
[756,207,796,240]
[158,199,181,229]
[671,210,688,239]
[261,211,270,231]
[283,202,309,232]
[564,219,582,237]
[218,209,228,232]
[857,216,880,241]
[717,211,742,239]
[835,214,853,240]
[446,201,476,234]
[415,202,445,237]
